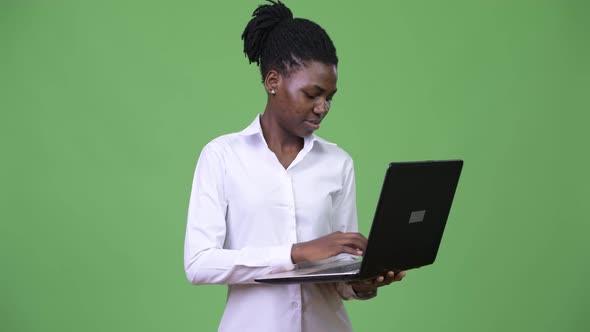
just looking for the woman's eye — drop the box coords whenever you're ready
[303,92,316,99]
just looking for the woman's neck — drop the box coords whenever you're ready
[260,112,304,152]
[260,112,303,168]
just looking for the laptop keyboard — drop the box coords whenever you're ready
[305,261,362,275]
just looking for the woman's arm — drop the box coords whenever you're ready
[184,143,295,285]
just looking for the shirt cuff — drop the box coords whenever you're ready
[268,244,296,272]
[280,244,295,264]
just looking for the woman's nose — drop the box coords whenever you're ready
[314,99,330,115]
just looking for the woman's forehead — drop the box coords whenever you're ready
[287,61,337,88]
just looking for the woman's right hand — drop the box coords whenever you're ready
[290,231,368,264]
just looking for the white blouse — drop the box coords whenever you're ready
[184,115,371,332]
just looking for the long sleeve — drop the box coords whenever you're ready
[331,157,377,300]
[183,143,295,285]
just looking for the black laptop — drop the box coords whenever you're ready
[255,160,463,284]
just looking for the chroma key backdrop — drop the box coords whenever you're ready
[1,1,588,331]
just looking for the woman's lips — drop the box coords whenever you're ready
[305,120,320,130]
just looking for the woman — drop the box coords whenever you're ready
[184,1,406,331]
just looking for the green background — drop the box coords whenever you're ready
[1,0,589,331]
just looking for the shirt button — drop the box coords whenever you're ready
[291,301,299,308]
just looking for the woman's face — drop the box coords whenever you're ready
[269,61,338,137]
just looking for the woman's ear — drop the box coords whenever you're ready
[264,69,280,96]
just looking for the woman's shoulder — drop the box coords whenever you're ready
[198,131,244,155]
[312,135,354,164]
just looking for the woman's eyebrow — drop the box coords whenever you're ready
[311,84,337,95]
[312,84,325,92]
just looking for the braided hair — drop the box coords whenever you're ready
[242,0,338,81]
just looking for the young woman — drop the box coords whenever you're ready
[184,1,406,331]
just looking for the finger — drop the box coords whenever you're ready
[381,272,396,285]
[335,232,367,243]
[339,245,364,256]
[394,271,406,281]
[347,233,368,249]
[337,234,368,252]
[337,240,366,254]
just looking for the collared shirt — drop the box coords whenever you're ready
[184,115,370,332]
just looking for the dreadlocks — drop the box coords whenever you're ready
[241,0,338,81]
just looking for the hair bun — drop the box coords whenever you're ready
[242,0,294,65]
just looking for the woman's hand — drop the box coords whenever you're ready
[291,231,368,264]
[349,270,407,296]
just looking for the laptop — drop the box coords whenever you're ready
[255,160,463,284]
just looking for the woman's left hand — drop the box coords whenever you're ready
[349,271,406,295]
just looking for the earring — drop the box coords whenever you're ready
[271,89,276,95]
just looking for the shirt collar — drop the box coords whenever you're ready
[238,114,322,148]
[237,114,264,136]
